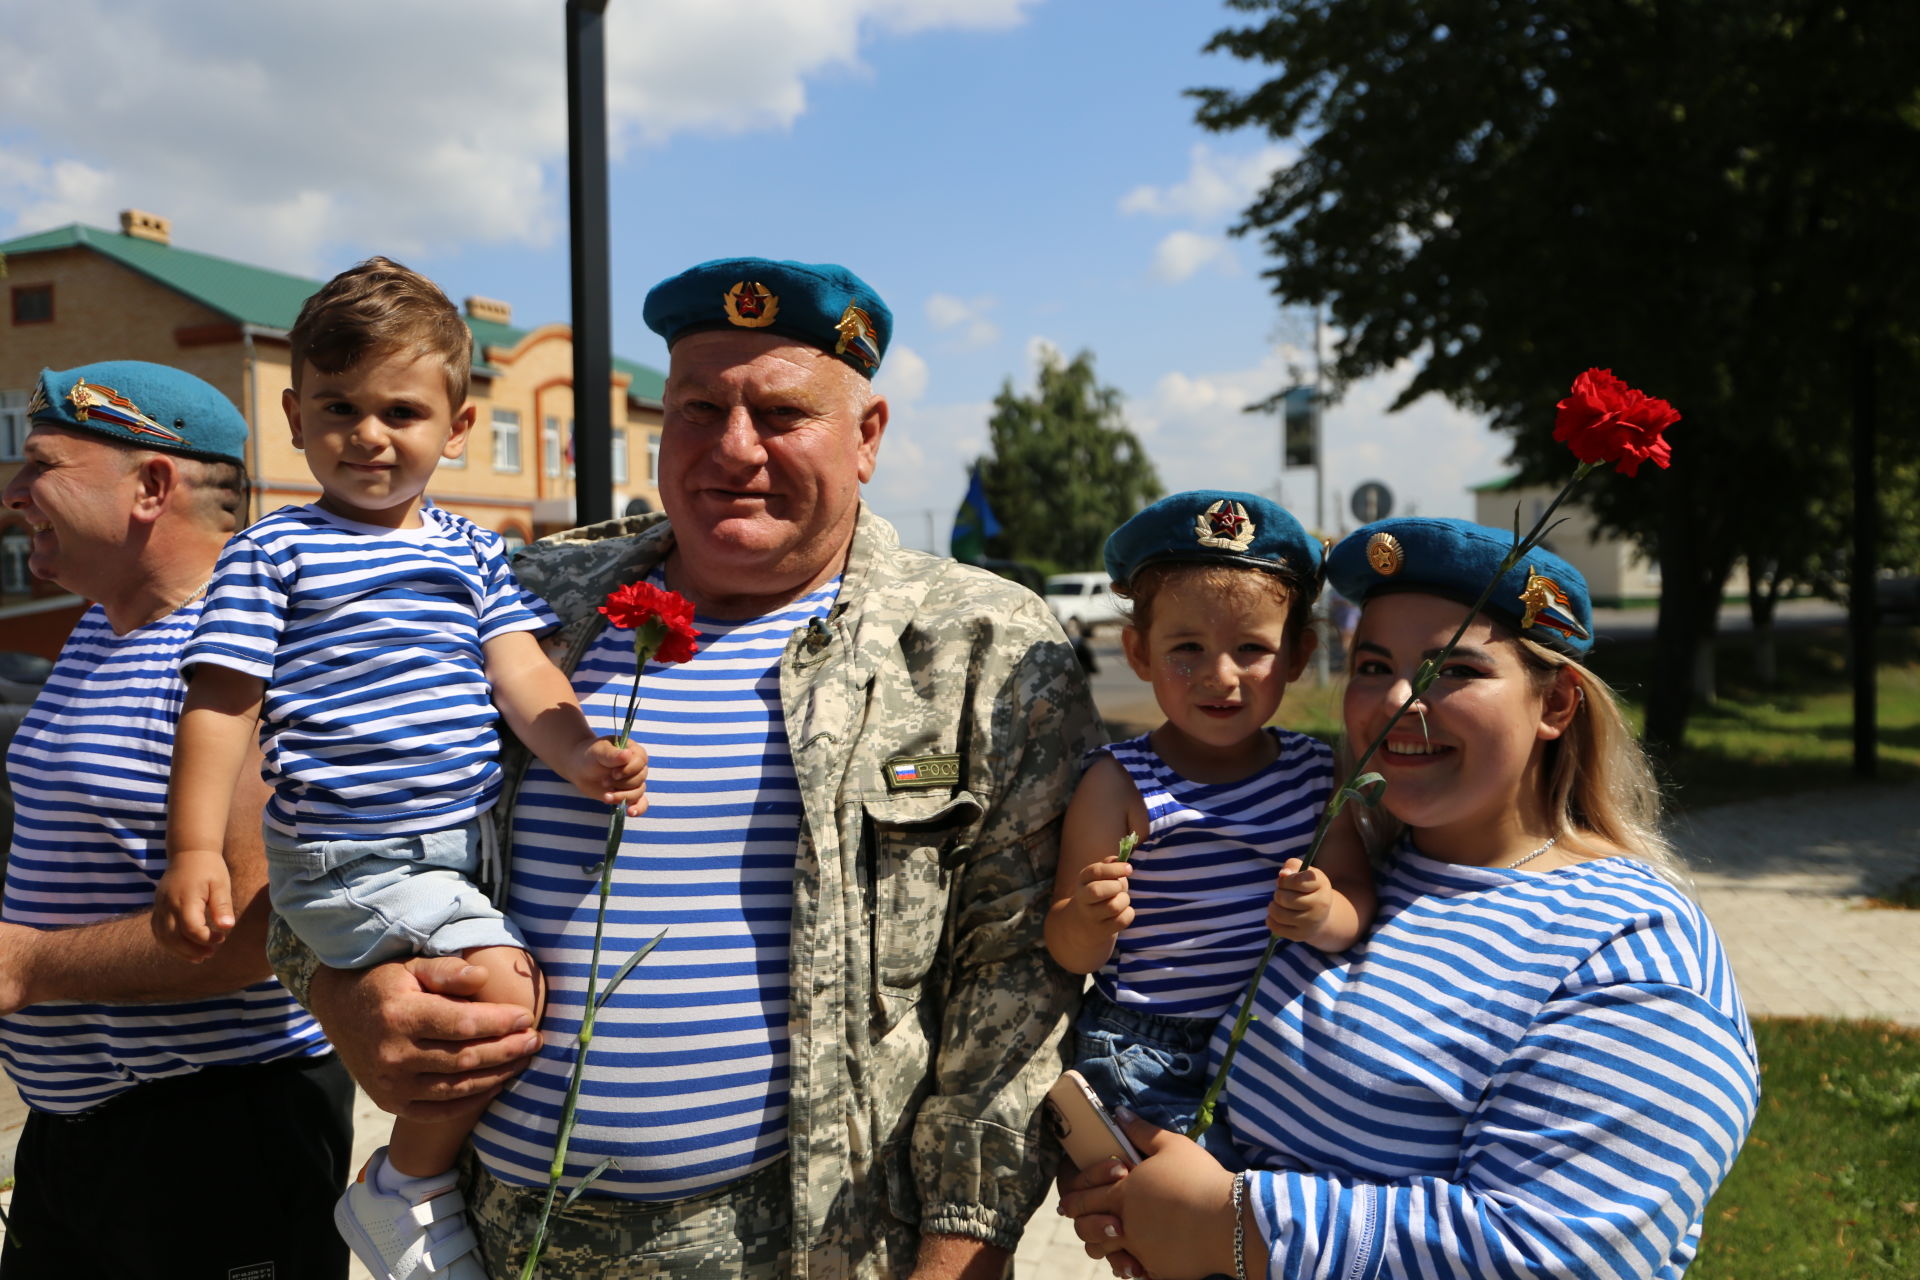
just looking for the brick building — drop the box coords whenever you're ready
[1,210,666,657]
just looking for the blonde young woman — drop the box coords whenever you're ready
[1060,518,1759,1280]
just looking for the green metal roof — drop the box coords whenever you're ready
[612,356,665,403]
[2,223,319,330]
[0,222,665,400]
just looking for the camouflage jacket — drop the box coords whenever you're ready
[271,505,1101,1276]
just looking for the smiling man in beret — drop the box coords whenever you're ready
[0,361,351,1278]
[275,258,1102,1279]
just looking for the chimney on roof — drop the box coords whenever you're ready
[465,296,512,325]
[119,209,171,245]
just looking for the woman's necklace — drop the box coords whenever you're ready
[1504,835,1558,870]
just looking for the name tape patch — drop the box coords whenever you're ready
[885,753,961,791]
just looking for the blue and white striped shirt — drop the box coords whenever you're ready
[0,602,329,1114]
[1225,847,1760,1280]
[182,504,556,839]
[471,577,837,1201]
[1096,728,1332,1017]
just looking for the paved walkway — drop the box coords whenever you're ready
[3,781,1913,1280]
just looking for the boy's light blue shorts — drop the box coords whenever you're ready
[263,816,525,970]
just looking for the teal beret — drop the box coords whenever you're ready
[1327,517,1594,656]
[28,361,248,465]
[642,257,891,379]
[1105,490,1324,597]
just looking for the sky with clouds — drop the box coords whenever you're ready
[0,0,1509,556]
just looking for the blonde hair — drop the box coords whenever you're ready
[1514,638,1689,888]
[1348,630,1689,889]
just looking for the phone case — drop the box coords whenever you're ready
[1045,1069,1143,1168]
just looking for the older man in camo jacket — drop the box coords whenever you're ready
[271,257,1100,1279]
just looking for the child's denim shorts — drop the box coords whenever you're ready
[263,816,525,970]
[1072,987,1240,1161]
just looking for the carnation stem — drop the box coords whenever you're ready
[520,624,666,1279]
[1187,463,1596,1140]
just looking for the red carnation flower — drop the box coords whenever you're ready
[599,581,700,663]
[1553,368,1679,477]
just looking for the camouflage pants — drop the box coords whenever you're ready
[463,1153,792,1279]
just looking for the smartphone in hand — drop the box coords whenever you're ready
[1046,1069,1142,1169]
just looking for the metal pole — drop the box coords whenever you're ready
[567,0,614,526]
[1312,305,1325,533]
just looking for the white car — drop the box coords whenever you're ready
[1044,572,1126,636]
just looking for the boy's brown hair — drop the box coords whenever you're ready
[287,256,472,409]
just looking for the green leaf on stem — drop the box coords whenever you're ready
[593,808,627,880]
[1114,832,1139,864]
[1340,771,1387,808]
[595,930,668,1012]
[560,1157,618,1211]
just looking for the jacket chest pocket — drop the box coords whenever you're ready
[862,791,983,1002]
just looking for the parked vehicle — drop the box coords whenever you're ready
[1044,572,1126,637]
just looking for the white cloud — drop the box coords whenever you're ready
[875,343,929,407]
[1119,142,1294,222]
[865,397,994,552]
[925,293,1000,349]
[1150,230,1232,283]
[0,0,1039,272]
[1137,352,1503,528]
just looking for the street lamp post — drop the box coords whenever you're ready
[567,0,613,526]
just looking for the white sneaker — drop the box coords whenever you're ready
[334,1147,488,1280]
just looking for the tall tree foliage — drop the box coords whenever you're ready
[977,349,1162,572]
[1194,0,1920,751]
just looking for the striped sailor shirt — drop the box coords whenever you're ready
[0,602,328,1114]
[1095,728,1333,1017]
[181,503,556,840]
[1224,847,1760,1280]
[470,575,838,1201]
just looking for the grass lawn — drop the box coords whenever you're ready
[1277,624,1920,812]
[1596,626,1920,810]
[1692,1017,1920,1279]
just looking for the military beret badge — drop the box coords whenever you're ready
[723,281,779,328]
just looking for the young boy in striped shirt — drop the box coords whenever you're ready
[1046,491,1375,1145]
[153,257,646,1280]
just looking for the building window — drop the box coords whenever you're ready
[541,417,577,478]
[611,427,628,482]
[0,390,26,462]
[1,527,29,594]
[648,431,662,483]
[492,410,521,472]
[11,285,52,325]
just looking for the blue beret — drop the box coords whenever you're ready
[1327,517,1594,656]
[1105,490,1324,596]
[27,361,248,465]
[643,257,891,379]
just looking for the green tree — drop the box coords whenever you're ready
[977,348,1163,572]
[1193,0,1920,752]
